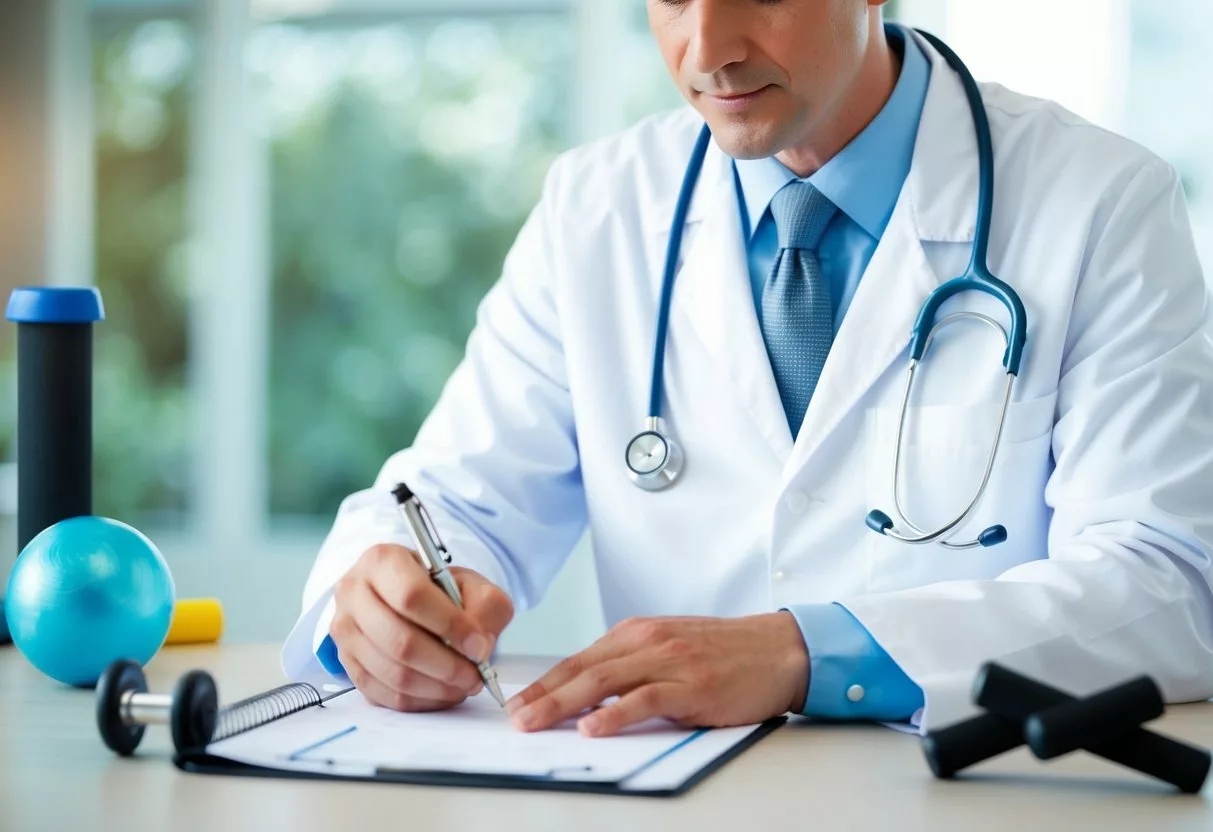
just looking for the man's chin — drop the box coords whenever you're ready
[704,120,783,161]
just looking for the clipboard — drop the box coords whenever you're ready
[171,682,785,797]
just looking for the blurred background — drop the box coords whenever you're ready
[0,0,1209,656]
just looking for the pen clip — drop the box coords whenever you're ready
[416,499,451,565]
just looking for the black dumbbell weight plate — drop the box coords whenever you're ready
[95,659,148,756]
[170,670,218,753]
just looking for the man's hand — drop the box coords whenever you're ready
[330,544,513,712]
[505,612,809,736]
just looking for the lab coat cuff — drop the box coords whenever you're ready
[280,584,350,687]
[786,602,924,721]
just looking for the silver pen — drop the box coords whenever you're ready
[391,482,506,707]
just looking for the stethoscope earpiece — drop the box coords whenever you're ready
[865,510,894,534]
[978,525,1008,547]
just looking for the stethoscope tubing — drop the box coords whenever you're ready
[628,27,1028,551]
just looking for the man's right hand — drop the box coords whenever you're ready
[330,544,514,712]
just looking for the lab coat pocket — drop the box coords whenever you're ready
[863,389,1058,593]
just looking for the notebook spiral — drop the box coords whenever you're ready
[211,682,324,743]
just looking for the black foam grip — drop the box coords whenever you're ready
[973,662,1071,719]
[16,322,93,552]
[921,711,1023,778]
[977,664,1211,793]
[1084,723,1212,794]
[1024,676,1164,759]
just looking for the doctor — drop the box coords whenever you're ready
[283,0,1213,735]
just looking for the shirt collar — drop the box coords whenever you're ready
[734,24,930,241]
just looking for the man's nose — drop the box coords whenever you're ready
[685,0,748,77]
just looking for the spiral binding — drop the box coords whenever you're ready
[211,682,323,743]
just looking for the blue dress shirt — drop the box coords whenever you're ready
[736,25,929,721]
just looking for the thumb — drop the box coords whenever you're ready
[453,567,514,638]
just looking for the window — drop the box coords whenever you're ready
[1123,0,1213,271]
[253,16,573,521]
[890,0,1211,274]
[92,17,195,528]
[622,3,681,125]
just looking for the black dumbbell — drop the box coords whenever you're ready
[921,662,1211,793]
[95,658,219,756]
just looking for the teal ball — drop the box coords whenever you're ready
[4,516,175,686]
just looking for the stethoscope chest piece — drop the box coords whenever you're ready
[625,417,683,491]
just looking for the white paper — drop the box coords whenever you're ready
[206,684,768,789]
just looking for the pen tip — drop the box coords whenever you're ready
[488,678,507,708]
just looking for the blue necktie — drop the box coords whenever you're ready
[761,181,839,439]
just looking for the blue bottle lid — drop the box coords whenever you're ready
[6,287,105,324]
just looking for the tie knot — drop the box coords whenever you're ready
[770,181,837,251]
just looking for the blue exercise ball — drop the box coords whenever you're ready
[4,516,175,687]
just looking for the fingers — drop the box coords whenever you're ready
[505,651,591,715]
[577,683,685,737]
[358,639,481,703]
[339,651,462,713]
[506,621,640,715]
[347,625,480,703]
[343,577,482,693]
[363,546,491,662]
[509,657,645,733]
[455,567,514,636]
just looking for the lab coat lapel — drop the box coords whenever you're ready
[668,142,795,463]
[782,29,981,483]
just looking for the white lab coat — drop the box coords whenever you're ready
[282,31,1213,731]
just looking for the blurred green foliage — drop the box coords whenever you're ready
[91,19,193,528]
[260,18,571,517]
[69,16,571,527]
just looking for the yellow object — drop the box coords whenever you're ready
[165,597,224,645]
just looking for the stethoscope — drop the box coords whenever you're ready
[624,29,1027,550]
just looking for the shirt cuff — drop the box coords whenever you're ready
[316,634,345,677]
[312,596,347,677]
[786,602,924,721]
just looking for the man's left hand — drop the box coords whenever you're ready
[505,612,810,737]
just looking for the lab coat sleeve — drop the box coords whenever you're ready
[839,158,1213,732]
[281,157,588,682]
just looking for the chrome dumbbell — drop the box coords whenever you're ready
[95,658,218,756]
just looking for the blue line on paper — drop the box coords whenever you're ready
[287,725,358,761]
[616,729,709,782]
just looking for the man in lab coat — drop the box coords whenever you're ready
[282,0,1213,734]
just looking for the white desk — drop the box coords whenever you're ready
[2,643,1212,831]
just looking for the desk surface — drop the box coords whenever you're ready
[3,644,1213,832]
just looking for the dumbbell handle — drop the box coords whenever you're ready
[120,691,174,726]
[97,661,218,756]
